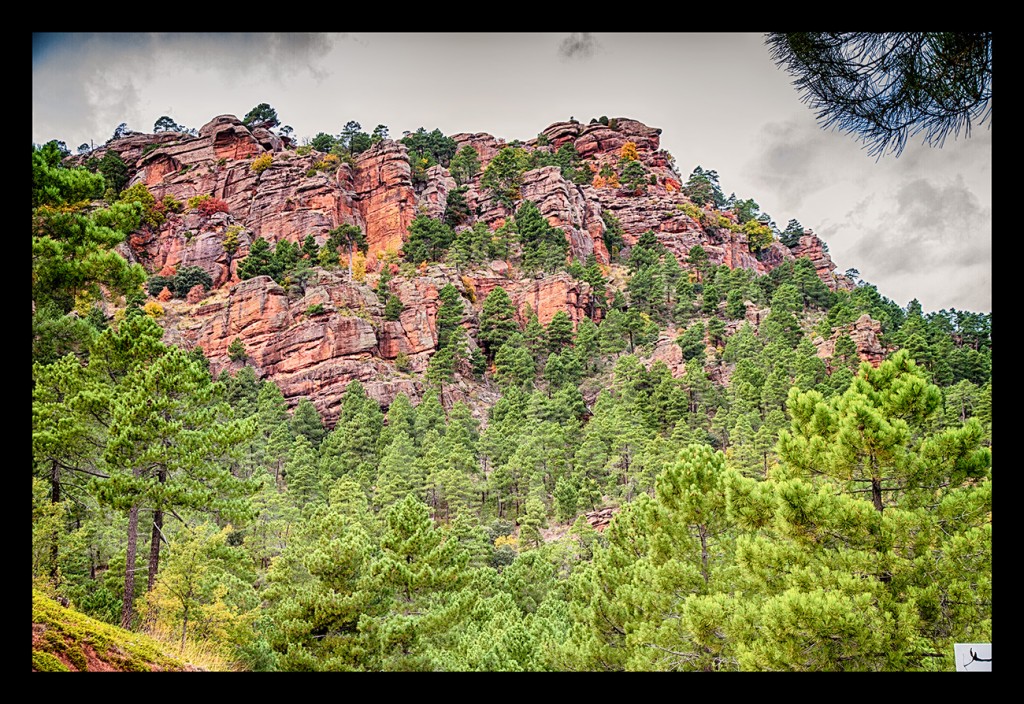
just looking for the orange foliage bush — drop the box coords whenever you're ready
[197,197,229,216]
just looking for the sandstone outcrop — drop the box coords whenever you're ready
[816,313,888,367]
[791,231,854,291]
[79,113,859,423]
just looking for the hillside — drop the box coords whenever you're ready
[32,112,992,672]
[32,589,196,672]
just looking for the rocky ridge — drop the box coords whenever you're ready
[84,114,861,424]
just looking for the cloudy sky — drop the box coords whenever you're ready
[32,33,991,314]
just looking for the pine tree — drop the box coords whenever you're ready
[284,435,324,510]
[290,398,326,447]
[546,310,574,352]
[93,319,257,629]
[32,143,146,314]
[478,286,519,358]
[368,494,470,670]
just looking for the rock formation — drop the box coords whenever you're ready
[83,113,854,423]
[816,313,889,367]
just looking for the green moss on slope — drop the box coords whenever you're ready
[32,589,191,672]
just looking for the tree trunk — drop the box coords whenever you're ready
[147,509,163,592]
[147,470,167,592]
[49,460,60,582]
[871,476,884,513]
[180,608,189,654]
[121,503,140,629]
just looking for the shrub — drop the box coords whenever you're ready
[352,251,367,282]
[383,294,403,321]
[250,153,273,173]
[295,145,312,156]
[142,301,164,318]
[157,286,172,302]
[187,194,211,210]
[679,202,705,222]
[312,153,340,173]
[306,303,325,316]
[162,194,183,213]
[536,133,549,146]
[197,197,229,216]
[395,351,410,372]
[147,275,175,297]
[223,225,243,258]
[119,183,165,229]
[172,266,213,297]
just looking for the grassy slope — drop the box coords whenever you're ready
[32,589,194,672]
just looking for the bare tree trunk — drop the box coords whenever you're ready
[180,609,189,654]
[121,503,140,629]
[871,477,884,513]
[50,460,60,582]
[147,509,163,592]
[147,470,167,592]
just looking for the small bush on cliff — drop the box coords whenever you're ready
[187,194,210,210]
[197,197,230,217]
[173,265,213,297]
[250,153,273,174]
[162,194,183,213]
[305,303,325,316]
[142,301,164,318]
[741,218,774,253]
[147,275,175,297]
[119,183,165,229]
[223,225,243,259]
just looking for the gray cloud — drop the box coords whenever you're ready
[748,118,838,210]
[33,33,340,146]
[559,33,599,61]
[834,175,991,310]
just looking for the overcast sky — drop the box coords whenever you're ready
[32,32,991,314]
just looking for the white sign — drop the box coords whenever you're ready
[954,643,992,671]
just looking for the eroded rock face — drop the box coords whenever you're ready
[816,313,888,367]
[100,113,859,422]
[791,231,854,291]
[464,270,594,327]
[451,132,506,170]
[353,140,417,255]
[115,114,844,301]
